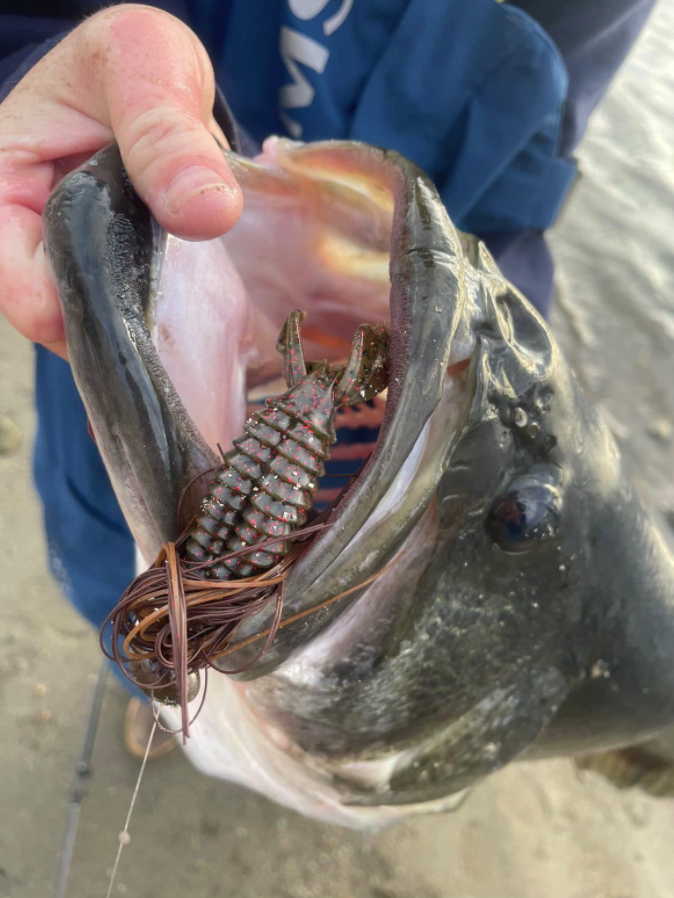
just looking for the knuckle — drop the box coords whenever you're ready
[123,106,205,179]
[79,5,214,126]
[76,5,188,77]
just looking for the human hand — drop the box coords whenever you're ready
[0,4,242,359]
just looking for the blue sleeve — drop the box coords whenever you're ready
[0,22,70,103]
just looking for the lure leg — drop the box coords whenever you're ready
[335,323,390,405]
[277,309,309,387]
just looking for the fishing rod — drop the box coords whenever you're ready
[53,659,109,898]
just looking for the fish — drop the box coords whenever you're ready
[42,135,674,829]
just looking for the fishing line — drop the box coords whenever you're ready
[104,720,157,898]
[101,402,384,736]
[214,553,402,662]
[101,521,333,714]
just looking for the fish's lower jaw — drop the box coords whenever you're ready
[272,733,475,825]
[157,671,469,830]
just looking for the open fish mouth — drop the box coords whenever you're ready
[43,136,477,678]
[45,136,536,829]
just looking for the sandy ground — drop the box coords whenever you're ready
[2,314,674,898]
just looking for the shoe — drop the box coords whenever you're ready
[123,697,177,761]
[576,745,674,797]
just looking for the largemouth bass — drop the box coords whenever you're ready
[42,137,674,829]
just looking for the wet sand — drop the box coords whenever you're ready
[1,2,674,896]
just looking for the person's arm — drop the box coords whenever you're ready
[0,4,243,359]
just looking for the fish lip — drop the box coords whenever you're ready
[42,143,217,561]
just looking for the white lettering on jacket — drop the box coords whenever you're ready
[279,27,329,138]
[280,0,355,137]
[288,0,332,19]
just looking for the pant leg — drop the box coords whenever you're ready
[483,229,556,317]
[513,0,658,157]
[483,0,657,317]
[33,345,143,696]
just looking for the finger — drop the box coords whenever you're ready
[0,58,114,348]
[0,5,240,351]
[90,7,242,239]
[0,162,66,347]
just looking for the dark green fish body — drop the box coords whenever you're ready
[43,137,674,827]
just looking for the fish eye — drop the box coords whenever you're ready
[487,471,562,553]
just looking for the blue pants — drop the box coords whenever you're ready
[33,349,145,695]
[480,0,658,316]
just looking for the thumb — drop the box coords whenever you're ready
[88,6,242,239]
